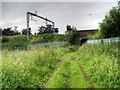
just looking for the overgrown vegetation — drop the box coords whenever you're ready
[46,53,88,88]
[88,7,120,39]
[1,3,119,89]
[37,24,59,34]
[2,27,20,36]
[88,31,101,40]
[30,34,72,44]
[99,7,120,38]
[2,35,28,45]
[1,42,119,88]
[76,42,119,88]
[1,34,72,46]
[2,47,69,88]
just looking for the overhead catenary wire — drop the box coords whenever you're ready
[26,11,55,40]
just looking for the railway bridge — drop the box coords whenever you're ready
[65,29,98,45]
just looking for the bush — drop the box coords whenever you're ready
[99,7,120,38]
[88,7,120,39]
[1,36,10,43]
[88,31,101,39]
[30,34,72,44]
[67,45,79,52]
[2,35,28,45]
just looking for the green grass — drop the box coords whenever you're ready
[1,34,72,46]
[46,60,70,88]
[1,42,119,88]
[46,53,88,88]
[2,47,68,88]
[76,42,119,88]
[2,35,28,45]
[70,60,87,88]
[30,34,72,44]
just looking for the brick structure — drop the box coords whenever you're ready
[65,29,98,44]
[65,29,98,36]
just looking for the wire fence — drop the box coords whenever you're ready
[1,41,68,50]
[1,37,119,50]
[28,41,68,49]
[87,37,120,45]
[1,45,28,51]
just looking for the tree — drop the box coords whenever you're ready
[2,27,20,36]
[44,24,53,34]
[22,28,32,35]
[99,7,120,38]
[72,26,77,31]
[66,25,77,31]
[37,26,46,34]
[66,25,72,31]
[37,24,58,34]
[13,26,20,35]
[2,27,13,36]
[54,28,59,33]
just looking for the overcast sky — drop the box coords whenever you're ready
[1,1,118,34]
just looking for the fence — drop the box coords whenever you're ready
[28,41,68,49]
[1,45,28,50]
[87,37,120,45]
[1,41,68,50]
[1,37,119,50]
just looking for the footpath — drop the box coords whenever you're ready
[45,52,94,88]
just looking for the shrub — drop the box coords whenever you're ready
[99,7,120,38]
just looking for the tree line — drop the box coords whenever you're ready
[1,3,120,38]
[1,24,59,36]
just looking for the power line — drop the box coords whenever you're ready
[26,11,55,40]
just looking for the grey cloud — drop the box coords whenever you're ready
[2,2,117,34]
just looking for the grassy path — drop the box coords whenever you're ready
[43,56,65,87]
[46,60,70,88]
[69,60,88,88]
[45,52,91,88]
[77,60,94,88]
[2,43,118,88]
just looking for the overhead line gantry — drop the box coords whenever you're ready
[26,11,55,40]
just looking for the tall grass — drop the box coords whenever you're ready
[2,35,28,45]
[2,47,68,88]
[76,42,119,88]
[30,34,72,44]
[1,42,119,88]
